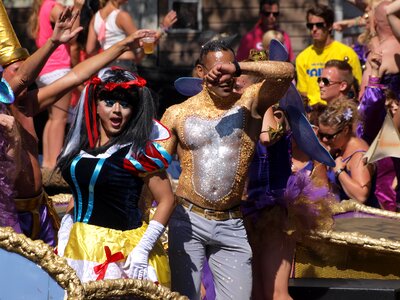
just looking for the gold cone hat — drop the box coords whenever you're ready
[0,0,29,67]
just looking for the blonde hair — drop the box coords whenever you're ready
[262,30,284,49]
[28,0,44,39]
[358,0,385,45]
[318,98,359,131]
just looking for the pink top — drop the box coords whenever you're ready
[36,0,71,76]
[236,21,294,62]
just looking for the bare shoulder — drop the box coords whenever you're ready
[161,101,187,127]
[164,96,199,114]
[116,10,130,18]
[345,137,369,162]
[352,137,369,151]
[116,10,134,23]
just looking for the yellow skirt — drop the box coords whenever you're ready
[63,222,170,286]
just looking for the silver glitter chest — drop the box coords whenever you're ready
[183,106,245,202]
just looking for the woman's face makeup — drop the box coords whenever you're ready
[97,98,133,138]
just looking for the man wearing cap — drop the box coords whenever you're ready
[160,39,294,299]
[296,4,362,106]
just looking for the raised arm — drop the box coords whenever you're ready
[385,0,400,42]
[9,7,82,97]
[357,51,386,144]
[85,15,98,56]
[205,60,294,114]
[116,11,145,63]
[156,10,177,38]
[24,29,156,115]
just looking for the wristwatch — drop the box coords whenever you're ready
[335,168,345,178]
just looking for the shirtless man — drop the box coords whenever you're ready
[160,39,294,299]
[361,0,400,98]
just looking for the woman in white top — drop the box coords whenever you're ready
[86,0,177,72]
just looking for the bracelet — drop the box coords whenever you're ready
[368,75,382,88]
[134,47,144,54]
[369,76,380,83]
[158,26,168,37]
[335,168,345,178]
[262,123,284,141]
[232,60,241,77]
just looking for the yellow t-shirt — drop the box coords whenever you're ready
[295,40,362,106]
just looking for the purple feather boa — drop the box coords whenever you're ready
[284,171,330,209]
[283,171,334,232]
[0,104,21,232]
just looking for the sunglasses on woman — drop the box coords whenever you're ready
[306,22,326,30]
[317,77,342,87]
[261,11,280,17]
[318,128,343,141]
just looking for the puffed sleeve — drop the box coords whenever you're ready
[123,120,172,175]
[123,141,172,176]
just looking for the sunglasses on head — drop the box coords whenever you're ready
[317,77,342,87]
[261,11,280,17]
[306,22,326,30]
[318,128,343,141]
[101,99,131,108]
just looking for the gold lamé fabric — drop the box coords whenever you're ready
[0,1,29,66]
[295,200,400,279]
[160,61,293,211]
[161,87,260,211]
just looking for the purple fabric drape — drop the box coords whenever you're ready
[357,84,397,211]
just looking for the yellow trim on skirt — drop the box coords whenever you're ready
[64,222,170,286]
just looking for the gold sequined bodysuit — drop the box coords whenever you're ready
[161,85,265,210]
[160,61,294,211]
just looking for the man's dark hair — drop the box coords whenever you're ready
[306,4,335,27]
[259,0,280,11]
[198,39,236,65]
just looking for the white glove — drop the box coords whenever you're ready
[122,220,165,280]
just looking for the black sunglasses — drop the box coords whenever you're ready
[261,11,280,17]
[317,77,342,87]
[101,99,131,108]
[306,22,326,30]
[318,128,343,141]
